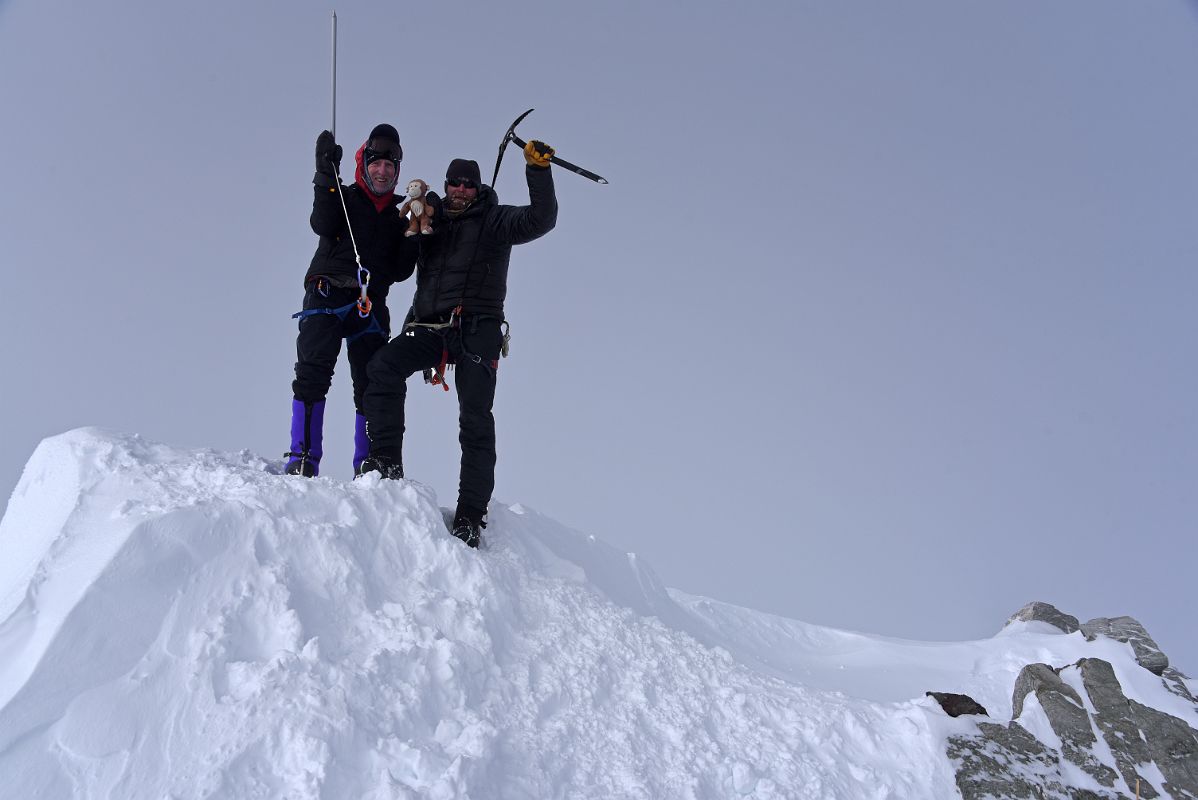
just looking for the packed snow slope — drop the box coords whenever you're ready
[0,429,1192,799]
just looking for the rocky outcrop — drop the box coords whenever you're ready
[1077,657,1198,799]
[941,602,1198,800]
[948,720,1121,799]
[1082,616,1170,675]
[1167,669,1198,705]
[1012,663,1122,791]
[1007,601,1081,634]
[1081,615,1195,703]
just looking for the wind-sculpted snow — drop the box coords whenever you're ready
[0,429,1192,799]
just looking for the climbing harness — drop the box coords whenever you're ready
[291,300,387,344]
[404,306,462,392]
[405,309,511,393]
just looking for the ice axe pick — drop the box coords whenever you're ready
[491,108,608,186]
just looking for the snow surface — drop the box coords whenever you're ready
[0,429,1191,799]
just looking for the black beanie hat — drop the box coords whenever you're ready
[365,124,402,164]
[445,158,481,186]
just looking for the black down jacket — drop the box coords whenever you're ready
[304,157,416,304]
[409,164,557,320]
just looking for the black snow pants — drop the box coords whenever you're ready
[363,315,503,518]
[292,279,391,412]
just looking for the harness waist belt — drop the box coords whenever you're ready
[413,311,458,325]
[309,273,362,290]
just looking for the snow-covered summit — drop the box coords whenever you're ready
[0,429,1193,799]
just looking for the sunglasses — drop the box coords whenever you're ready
[364,138,402,163]
[446,177,477,189]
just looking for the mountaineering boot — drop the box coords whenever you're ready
[284,399,325,477]
[352,413,369,475]
[356,453,403,480]
[450,507,486,549]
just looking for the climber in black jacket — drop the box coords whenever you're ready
[361,141,558,548]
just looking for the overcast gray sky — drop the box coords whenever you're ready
[2,0,1195,673]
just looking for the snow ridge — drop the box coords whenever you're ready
[0,429,1183,799]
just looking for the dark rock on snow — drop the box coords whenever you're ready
[927,692,989,718]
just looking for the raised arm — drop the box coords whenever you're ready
[310,130,347,236]
[488,162,558,246]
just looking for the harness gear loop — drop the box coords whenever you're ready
[428,342,452,392]
[404,304,462,332]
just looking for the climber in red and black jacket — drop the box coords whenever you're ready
[285,124,416,477]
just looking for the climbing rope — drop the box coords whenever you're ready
[330,163,372,317]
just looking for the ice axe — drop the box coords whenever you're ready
[491,108,608,186]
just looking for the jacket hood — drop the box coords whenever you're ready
[353,142,398,212]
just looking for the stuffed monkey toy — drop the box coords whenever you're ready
[398,178,434,237]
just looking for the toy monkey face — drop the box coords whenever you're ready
[405,179,427,199]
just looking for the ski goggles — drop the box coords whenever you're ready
[446,177,478,189]
[364,138,402,164]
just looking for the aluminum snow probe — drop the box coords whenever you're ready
[491,108,608,186]
[328,10,370,317]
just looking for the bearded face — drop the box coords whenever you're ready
[444,181,478,212]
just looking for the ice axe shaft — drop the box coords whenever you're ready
[510,133,608,184]
[491,108,608,186]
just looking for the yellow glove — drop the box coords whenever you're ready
[523,140,554,168]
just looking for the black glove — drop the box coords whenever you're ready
[425,191,443,216]
[316,130,343,176]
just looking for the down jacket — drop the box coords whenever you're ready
[304,146,416,303]
[409,164,557,321]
